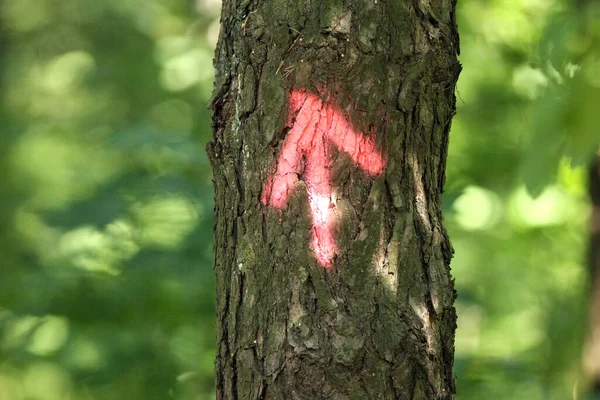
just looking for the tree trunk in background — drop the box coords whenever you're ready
[586,158,600,395]
[208,0,460,398]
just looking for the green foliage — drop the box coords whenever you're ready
[0,1,219,399]
[449,0,599,398]
[0,0,596,398]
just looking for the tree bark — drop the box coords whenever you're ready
[585,158,600,395]
[208,0,460,398]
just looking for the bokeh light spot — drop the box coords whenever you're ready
[24,362,72,400]
[27,316,70,357]
[134,195,202,250]
[453,186,502,231]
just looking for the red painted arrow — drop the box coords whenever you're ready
[262,89,386,267]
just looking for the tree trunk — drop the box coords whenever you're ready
[208,0,461,398]
[585,158,600,396]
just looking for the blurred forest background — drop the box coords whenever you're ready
[0,0,599,399]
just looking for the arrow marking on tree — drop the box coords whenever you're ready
[262,89,386,267]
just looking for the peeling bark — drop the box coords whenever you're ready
[208,0,461,398]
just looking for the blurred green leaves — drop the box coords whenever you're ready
[448,0,597,398]
[0,0,217,399]
[521,3,600,196]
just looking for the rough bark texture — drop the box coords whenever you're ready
[585,158,600,395]
[208,0,461,398]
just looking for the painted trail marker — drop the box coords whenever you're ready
[262,89,386,267]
